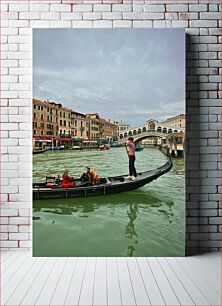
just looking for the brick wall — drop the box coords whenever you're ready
[0,0,221,254]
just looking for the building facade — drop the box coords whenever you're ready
[86,113,101,139]
[71,111,90,139]
[114,121,131,137]
[33,99,72,138]
[100,118,118,139]
[160,114,185,129]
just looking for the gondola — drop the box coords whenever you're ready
[135,145,144,152]
[33,158,172,200]
[33,148,48,155]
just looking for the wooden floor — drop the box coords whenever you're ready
[1,251,220,306]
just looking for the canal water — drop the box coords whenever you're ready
[33,147,185,257]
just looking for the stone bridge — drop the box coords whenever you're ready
[119,119,185,143]
[120,131,167,144]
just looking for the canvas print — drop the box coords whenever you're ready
[33,29,185,257]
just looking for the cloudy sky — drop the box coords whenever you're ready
[33,29,185,126]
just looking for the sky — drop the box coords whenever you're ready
[33,29,185,126]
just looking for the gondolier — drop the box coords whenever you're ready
[126,137,137,180]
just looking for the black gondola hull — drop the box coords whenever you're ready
[33,149,49,155]
[33,159,172,200]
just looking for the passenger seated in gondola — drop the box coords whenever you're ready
[80,166,93,184]
[62,170,75,188]
[92,168,106,185]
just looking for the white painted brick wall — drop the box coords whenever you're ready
[0,0,221,255]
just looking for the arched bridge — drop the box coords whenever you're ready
[120,131,167,144]
[119,119,185,142]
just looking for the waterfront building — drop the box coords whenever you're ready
[86,113,101,139]
[114,120,131,137]
[99,118,118,140]
[71,111,90,139]
[33,99,72,148]
[160,114,185,129]
[33,99,72,138]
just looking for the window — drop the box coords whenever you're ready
[33,130,36,135]
[41,114,44,120]
[41,106,43,111]
[33,113,36,119]
[33,122,37,128]
[38,106,41,110]
[63,112,65,118]
[47,108,49,112]
[60,112,62,117]
[40,123,44,129]
[64,120,66,127]
[41,130,44,135]
[60,120,63,126]
[34,105,36,109]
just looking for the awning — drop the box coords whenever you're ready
[56,138,72,141]
[83,140,98,143]
[35,139,52,142]
[34,136,52,140]
[34,136,72,141]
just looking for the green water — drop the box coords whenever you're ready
[33,147,185,257]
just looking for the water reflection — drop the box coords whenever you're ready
[33,147,184,256]
[33,189,176,256]
[125,204,138,256]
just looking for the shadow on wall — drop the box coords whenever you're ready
[185,34,211,256]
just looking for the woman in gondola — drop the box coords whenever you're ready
[62,170,75,187]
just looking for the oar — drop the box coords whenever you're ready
[124,142,129,156]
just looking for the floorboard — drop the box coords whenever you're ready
[1,251,220,306]
[116,257,136,305]
[50,257,77,305]
[65,257,87,305]
[93,257,107,305]
[176,257,220,305]
[35,257,67,305]
[106,258,122,306]
[147,258,180,305]
[136,257,165,305]
[167,257,210,305]
[78,257,96,306]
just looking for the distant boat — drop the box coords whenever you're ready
[99,145,110,151]
[135,145,144,152]
[71,145,83,150]
[48,146,65,151]
[33,148,48,155]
